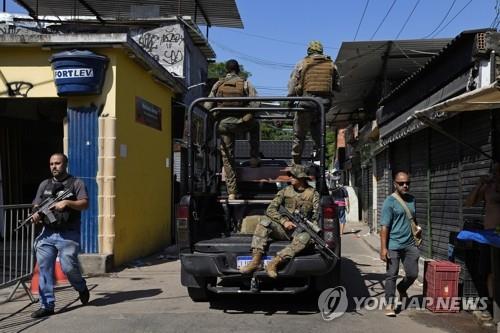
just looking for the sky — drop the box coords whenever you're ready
[205,0,497,95]
[3,0,499,95]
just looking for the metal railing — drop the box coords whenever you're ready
[0,204,36,302]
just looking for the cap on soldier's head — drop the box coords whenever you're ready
[307,40,324,55]
[225,59,240,74]
[287,165,310,179]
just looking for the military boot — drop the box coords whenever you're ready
[239,249,263,274]
[266,255,284,279]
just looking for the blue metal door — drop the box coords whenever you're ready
[68,106,98,253]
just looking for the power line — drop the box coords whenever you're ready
[422,0,457,38]
[224,29,339,50]
[210,39,295,70]
[370,0,397,40]
[432,0,473,37]
[354,0,370,41]
[491,0,500,28]
[395,0,421,40]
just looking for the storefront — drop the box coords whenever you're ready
[0,33,185,270]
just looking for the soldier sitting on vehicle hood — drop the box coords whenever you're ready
[240,164,320,278]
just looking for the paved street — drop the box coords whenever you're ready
[0,221,495,333]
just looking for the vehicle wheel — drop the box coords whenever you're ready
[187,287,209,302]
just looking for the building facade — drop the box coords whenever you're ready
[0,33,185,269]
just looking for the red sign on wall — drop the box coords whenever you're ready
[135,96,162,130]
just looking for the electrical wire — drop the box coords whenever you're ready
[210,39,295,70]
[491,0,500,28]
[422,0,457,38]
[354,0,370,41]
[432,0,473,37]
[224,29,339,50]
[370,0,397,40]
[395,0,421,40]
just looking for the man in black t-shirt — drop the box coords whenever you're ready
[30,153,90,318]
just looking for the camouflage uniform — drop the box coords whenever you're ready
[205,73,260,196]
[288,41,341,165]
[250,166,320,259]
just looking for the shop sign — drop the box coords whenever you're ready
[135,97,162,130]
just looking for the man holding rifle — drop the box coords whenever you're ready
[240,165,319,278]
[30,153,90,318]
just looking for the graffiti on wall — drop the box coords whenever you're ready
[133,25,185,77]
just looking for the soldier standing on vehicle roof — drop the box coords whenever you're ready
[239,164,320,278]
[204,59,261,200]
[287,41,341,165]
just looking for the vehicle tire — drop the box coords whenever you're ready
[187,286,209,302]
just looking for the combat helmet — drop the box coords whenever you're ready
[287,165,310,179]
[307,41,324,55]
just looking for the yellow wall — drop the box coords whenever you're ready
[1,46,175,267]
[0,48,58,97]
[113,50,173,266]
[0,48,116,118]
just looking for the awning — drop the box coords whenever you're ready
[380,80,500,148]
[414,80,500,115]
[402,81,500,160]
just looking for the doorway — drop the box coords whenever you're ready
[0,98,66,205]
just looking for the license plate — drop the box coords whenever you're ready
[237,255,273,269]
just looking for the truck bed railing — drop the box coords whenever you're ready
[187,96,327,195]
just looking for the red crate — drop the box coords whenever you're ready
[424,260,461,313]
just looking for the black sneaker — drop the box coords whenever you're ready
[31,308,54,318]
[79,287,90,305]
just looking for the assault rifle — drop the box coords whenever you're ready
[15,188,73,231]
[278,206,338,260]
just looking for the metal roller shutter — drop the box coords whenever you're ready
[376,149,390,232]
[367,164,374,232]
[410,129,430,256]
[460,111,492,227]
[390,137,410,174]
[430,117,460,260]
[361,166,369,227]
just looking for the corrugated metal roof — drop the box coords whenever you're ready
[379,28,496,104]
[331,38,451,126]
[15,0,243,28]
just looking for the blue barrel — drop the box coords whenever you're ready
[50,50,109,96]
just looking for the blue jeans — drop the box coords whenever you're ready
[34,228,87,310]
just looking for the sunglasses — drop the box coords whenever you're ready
[395,181,411,186]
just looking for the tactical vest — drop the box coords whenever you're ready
[215,76,247,107]
[301,55,334,96]
[41,176,78,230]
[282,186,315,217]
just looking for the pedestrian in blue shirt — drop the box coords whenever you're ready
[380,171,421,317]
